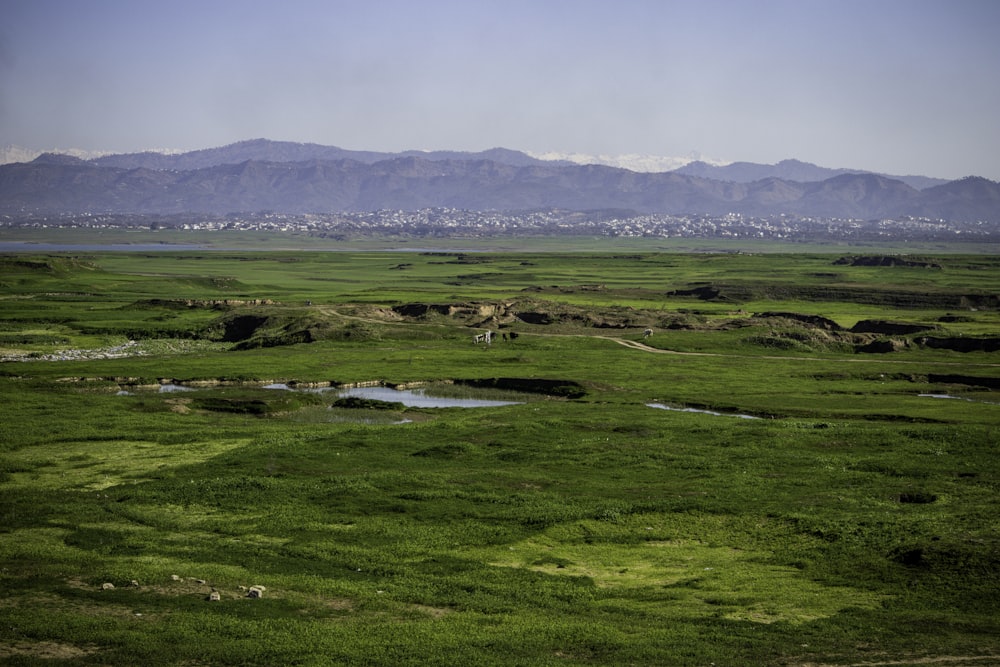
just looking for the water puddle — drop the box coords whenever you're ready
[119,382,523,408]
[158,384,197,393]
[332,386,523,408]
[919,393,999,406]
[647,403,760,419]
[262,383,524,407]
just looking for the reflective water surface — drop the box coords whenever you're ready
[263,383,524,408]
[647,402,760,419]
[334,386,523,408]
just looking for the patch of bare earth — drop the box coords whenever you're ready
[165,397,192,413]
[411,604,451,618]
[0,641,100,659]
[319,597,354,611]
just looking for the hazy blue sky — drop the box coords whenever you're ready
[2,0,998,179]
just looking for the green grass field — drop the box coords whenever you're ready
[1,245,998,665]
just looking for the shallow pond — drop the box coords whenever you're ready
[120,382,524,407]
[919,393,999,406]
[266,384,524,408]
[647,402,760,419]
[117,384,198,394]
[158,384,197,393]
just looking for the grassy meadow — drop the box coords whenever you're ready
[1,247,999,665]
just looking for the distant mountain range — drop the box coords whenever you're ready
[1,139,997,222]
[85,139,565,171]
[673,159,948,191]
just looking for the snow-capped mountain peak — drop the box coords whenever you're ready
[526,150,729,173]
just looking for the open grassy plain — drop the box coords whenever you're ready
[1,248,999,665]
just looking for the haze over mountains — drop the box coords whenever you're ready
[1,139,997,223]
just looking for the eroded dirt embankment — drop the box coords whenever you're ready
[385,299,1000,355]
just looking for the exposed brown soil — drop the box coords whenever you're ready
[383,299,1000,355]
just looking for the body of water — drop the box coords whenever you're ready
[919,393,998,405]
[159,384,197,393]
[647,402,760,419]
[263,383,523,408]
[331,386,522,408]
[0,242,479,253]
[0,242,209,252]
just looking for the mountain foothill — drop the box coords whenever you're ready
[1,139,997,223]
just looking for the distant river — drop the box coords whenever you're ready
[0,242,484,253]
[0,242,210,252]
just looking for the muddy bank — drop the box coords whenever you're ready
[927,374,1000,389]
[850,320,937,335]
[667,283,997,310]
[131,298,277,310]
[852,335,1000,354]
[455,377,586,399]
[918,336,1000,353]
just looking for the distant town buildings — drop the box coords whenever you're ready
[2,208,995,243]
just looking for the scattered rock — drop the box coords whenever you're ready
[247,585,265,599]
[170,574,181,581]
[5,340,146,363]
[101,582,115,590]
[207,591,221,602]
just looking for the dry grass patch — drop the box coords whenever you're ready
[486,532,889,625]
[410,603,451,618]
[2,437,252,491]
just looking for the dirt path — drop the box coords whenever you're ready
[596,335,1000,368]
